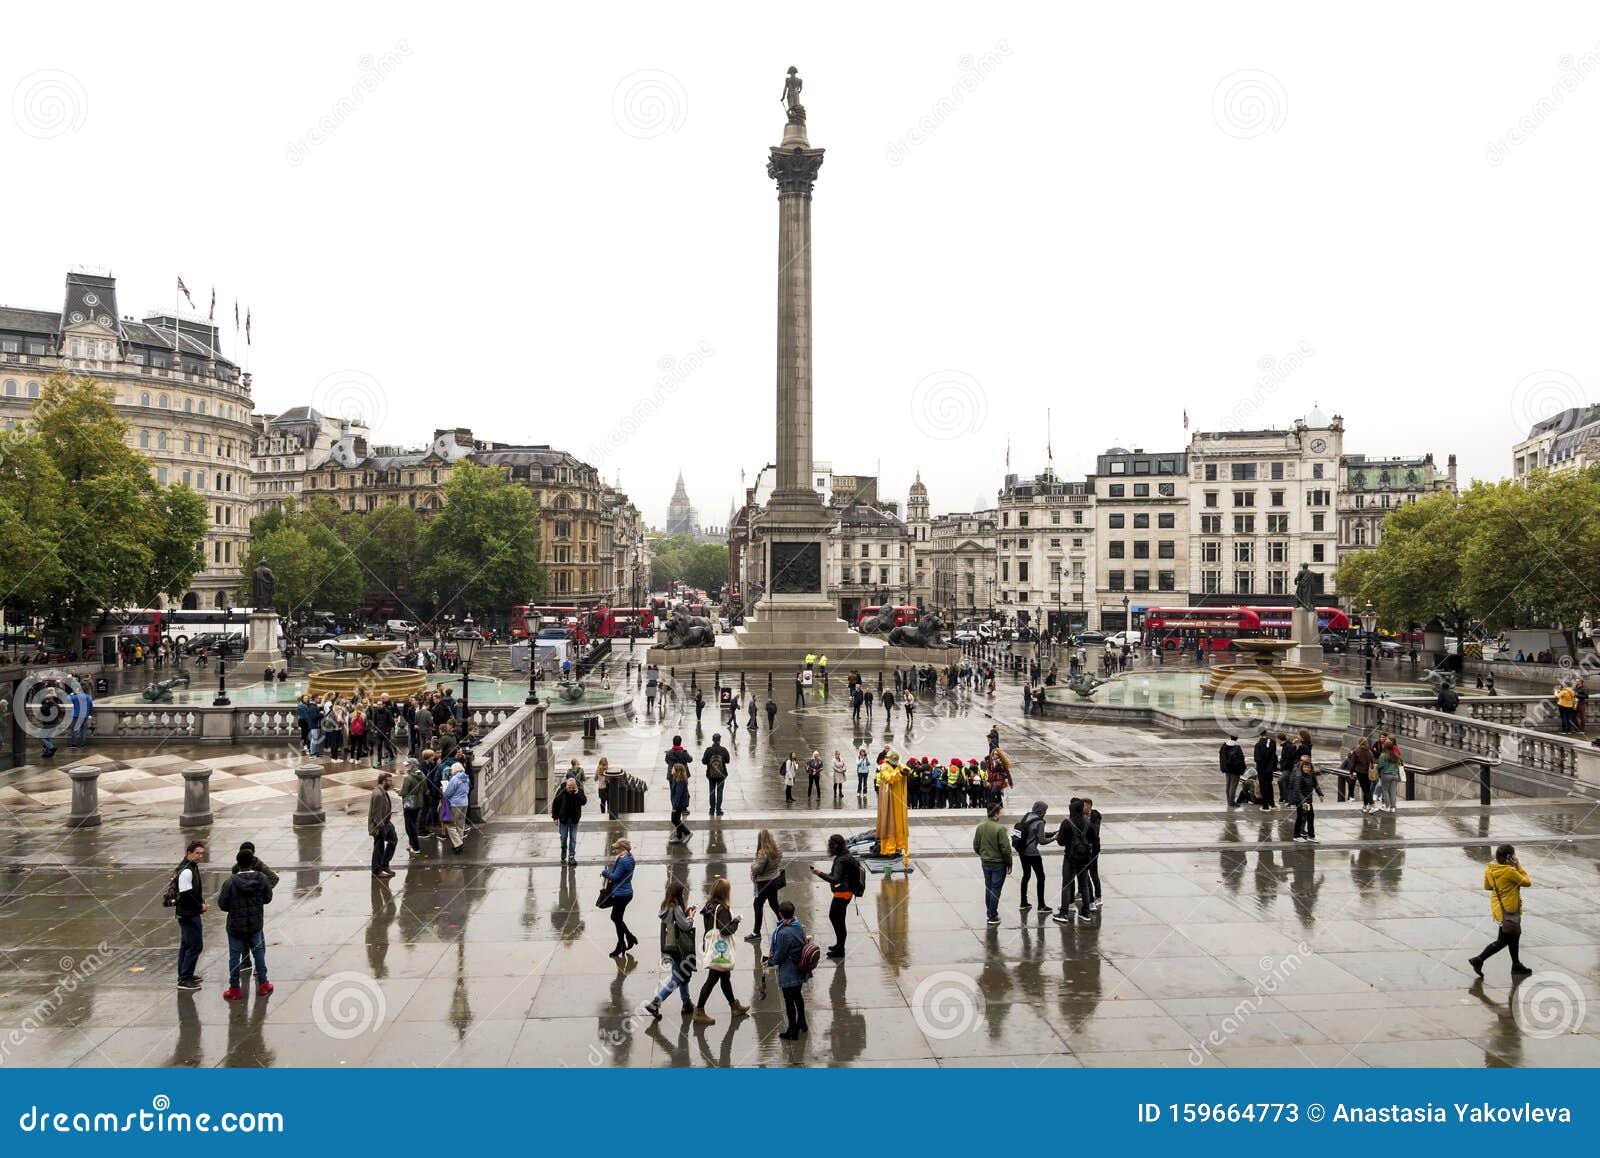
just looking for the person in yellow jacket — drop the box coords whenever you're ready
[1468,844,1532,978]
[1554,683,1578,734]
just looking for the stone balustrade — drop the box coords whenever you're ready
[473,701,552,817]
[1348,696,1591,788]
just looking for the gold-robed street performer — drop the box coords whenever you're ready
[875,750,910,863]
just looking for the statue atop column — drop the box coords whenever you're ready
[1293,562,1321,611]
[781,65,805,124]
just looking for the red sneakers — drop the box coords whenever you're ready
[256,981,274,997]
[222,987,244,1001]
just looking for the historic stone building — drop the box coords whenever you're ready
[1512,405,1600,479]
[1336,452,1456,560]
[995,467,1095,631]
[829,497,911,624]
[926,510,998,619]
[0,270,255,609]
[664,471,700,538]
[1092,447,1188,630]
[1185,410,1342,606]
[249,406,369,520]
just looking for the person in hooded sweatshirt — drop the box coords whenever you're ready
[1048,798,1096,923]
[218,853,274,1000]
[1015,800,1052,914]
[1218,734,1247,807]
[1252,730,1277,811]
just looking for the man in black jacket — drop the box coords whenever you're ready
[1252,730,1277,810]
[1276,731,1299,810]
[218,853,273,1000]
[173,841,207,991]
[664,735,693,774]
[701,733,732,817]
[550,776,587,864]
[1218,735,1247,807]
[1048,799,1096,923]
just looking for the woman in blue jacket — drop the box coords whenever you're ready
[601,837,637,958]
[768,900,809,1040]
[668,763,692,845]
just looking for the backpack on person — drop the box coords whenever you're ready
[847,854,867,898]
[350,713,365,736]
[160,863,183,908]
[797,936,822,976]
[707,751,727,781]
[1010,820,1026,853]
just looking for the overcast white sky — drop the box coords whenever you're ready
[5,3,1599,525]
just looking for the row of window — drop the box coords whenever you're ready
[1000,508,1087,527]
[1107,540,1178,559]
[1105,482,1177,498]
[1201,461,1324,482]
[840,543,908,558]
[1104,457,1181,475]
[1108,513,1176,529]
[1200,488,1331,508]
[1000,537,1087,550]
[1101,571,1179,592]
[1198,570,1302,596]
[1200,541,1327,564]
[1199,513,1325,534]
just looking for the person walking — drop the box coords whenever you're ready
[702,733,731,817]
[830,749,847,802]
[644,879,698,1020]
[668,763,692,845]
[794,670,807,709]
[691,877,748,1023]
[781,750,799,803]
[694,687,706,724]
[805,749,824,801]
[440,760,472,853]
[398,759,427,854]
[1376,740,1402,814]
[854,747,871,798]
[851,683,863,724]
[881,685,895,721]
[1048,799,1095,923]
[1252,729,1277,810]
[1287,754,1323,842]
[904,686,916,727]
[645,667,659,717]
[746,828,785,943]
[1015,800,1051,914]
[972,803,1014,926]
[601,838,638,958]
[218,849,274,1001]
[1219,734,1247,807]
[1468,844,1533,979]
[171,840,207,991]
[368,770,398,878]
[764,695,778,729]
[1575,677,1589,733]
[1347,737,1375,813]
[810,833,861,957]
[66,682,93,749]
[769,901,810,1039]
[551,775,587,864]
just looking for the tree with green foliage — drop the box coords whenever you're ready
[15,373,207,633]
[417,461,545,617]
[648,532,728,596]
[238,507,363,616]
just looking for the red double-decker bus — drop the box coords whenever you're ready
[509,605,582,640]
[1247,606,1350,637]
[1142,607,1263,651]
[586,607,656,638]
[856,605,919,631]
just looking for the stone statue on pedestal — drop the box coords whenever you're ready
[781,66,805,122]
[1293,563,1321,611]
[251,561,276,609]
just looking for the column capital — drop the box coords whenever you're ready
[768,146,825,198]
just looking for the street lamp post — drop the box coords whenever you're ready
[212,602,232,707]
[1360,600,1378,699]
[1122,594,1130,638]
[457,615,481,735]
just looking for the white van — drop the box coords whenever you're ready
[386,619,418,637]
[1108,630,1142,650]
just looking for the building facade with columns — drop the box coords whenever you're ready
[1186,411,1343,606]
[0,270,255,609]
[1092,447,1189,630]
[1336,452,1457,560]
[926,510,998,619]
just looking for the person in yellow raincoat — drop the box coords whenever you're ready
[876,750,910,858]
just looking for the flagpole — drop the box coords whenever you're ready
[173,280,181,371]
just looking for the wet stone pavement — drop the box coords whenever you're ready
[2,675,1598,1068]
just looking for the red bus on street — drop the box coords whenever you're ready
[586,607,656,638]
[509,605,582,640]
[1247,606,1350,636]
[1142,607,1263,651]
[856,605,919,631]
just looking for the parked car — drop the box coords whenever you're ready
[1319,632,1348,653]
[1108,630,1141,650]
[184,632,244,656]
[952,627,980,643]
[1076,630,1108,646]
[318,634,367,652]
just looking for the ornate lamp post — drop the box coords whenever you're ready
[457,615,481,730]
[1360,600,1378,699]
[1122,594,1130,638]
[525,633,542,705]
[212,601,232,707]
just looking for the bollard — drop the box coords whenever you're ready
[180,765,213,827]
[293,762,326,826]
[66,764,102,828]
[1404,767,1416,802]
[1478,761,1492,806]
